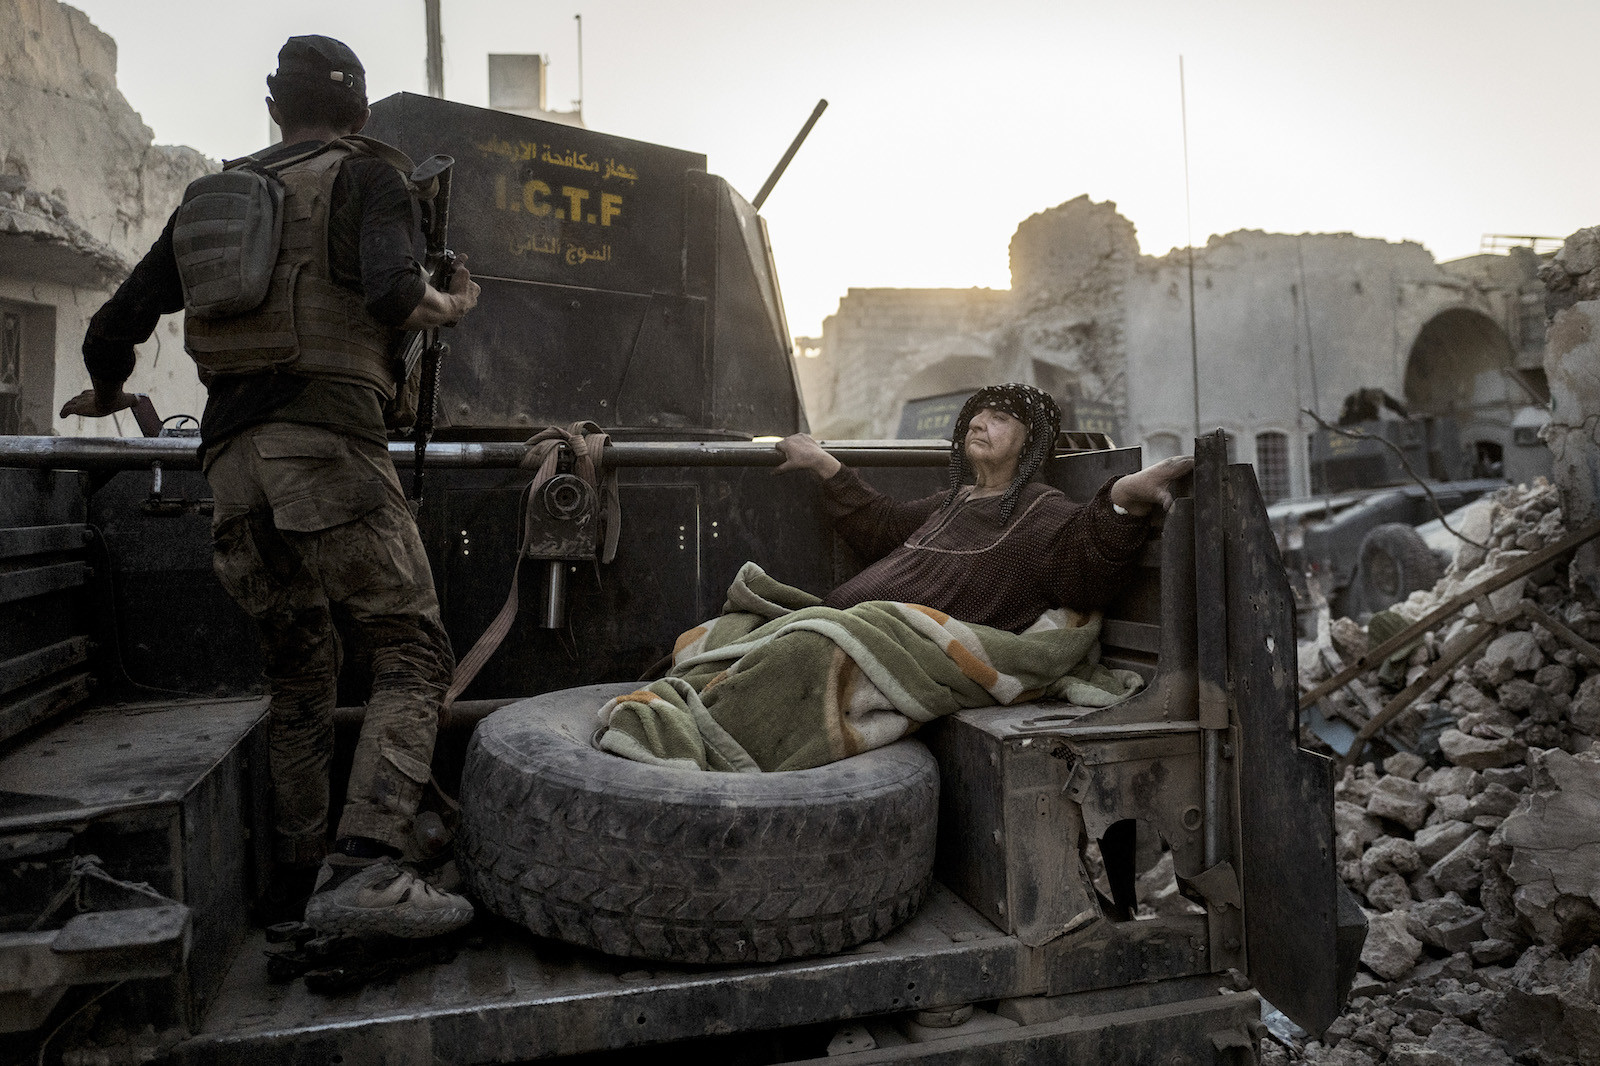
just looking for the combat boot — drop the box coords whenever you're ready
[304,855,474,938]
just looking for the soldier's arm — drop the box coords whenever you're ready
[401,261,478,329]
[346,155,479,331]
[65,211,184,418]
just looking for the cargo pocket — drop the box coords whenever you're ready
[253,428,388,533]
[212,512,297,612]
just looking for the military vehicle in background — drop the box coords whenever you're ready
[1272,390,1551,621]
[0,94,1358,1064]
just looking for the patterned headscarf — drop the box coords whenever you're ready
[943,383,1063,524]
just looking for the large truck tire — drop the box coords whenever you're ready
[1357,522,1443,612]
[459,683,940,965]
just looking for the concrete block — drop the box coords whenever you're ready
[1429,831,1490,895]
[1495,678,1548,716]
[1362,836,1422,883]
[1482,631,1543,675]
[1429,914,1488,955]
[1569,675,1600,735]
[1386,1044,1452,1066]
[1365,872,1413,913]
[1468,938,1522,965]
[1367,776,1432,831]
[1422,765,1482,799]
[1383,752,1428,780]
[1419,1018,1514,1066]
[1445,681,1496,720]
[1432,793,1472,822]
[1439,729,1527,770]
[1415,820,1478,867]
[1496,748,1600,946]
[1478,766,1528,793]
[1482,944,1600,1063]
[1466,783,1521,821]
[1361,910,1425,981]
[1336,799,1385,845]
[1534,664,1577,698]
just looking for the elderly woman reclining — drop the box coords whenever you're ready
[776,383,1190,632]
[597,384,1192,771]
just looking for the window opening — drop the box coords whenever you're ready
[0,312,20,435]
[1474,440,1504,479]
[1254,431,1291,503]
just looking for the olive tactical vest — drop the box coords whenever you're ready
[183,139,406,398]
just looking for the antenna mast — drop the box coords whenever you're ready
[1181,56,1200,439]
[425,0,445,98]
[574,14,584,116]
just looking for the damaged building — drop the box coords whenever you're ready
[1,0,213,436]
[798,196,1550,503]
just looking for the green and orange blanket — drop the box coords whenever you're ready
[597,563,1142,772]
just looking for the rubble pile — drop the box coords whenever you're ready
[1539,225,1600,314]
[1274,481,1600,1066]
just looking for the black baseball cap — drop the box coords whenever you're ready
[272,35,366,98]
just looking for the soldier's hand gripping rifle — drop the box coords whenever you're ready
[403,153,456,510]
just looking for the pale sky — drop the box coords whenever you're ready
[70,0,1600,339]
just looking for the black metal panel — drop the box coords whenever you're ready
[1044,446,1141,504]
[0,523,87,559]
[925,715,1007,932]
[180,714,270,1022]
[88,469,262,700]
[0,469,92,744]
[701,174,804,436]
[365,93,704,294]
[0,637,89,698]
[422,463,840,701]
[0,468,84,529]
[0,698,268,1030]
[614,292,710,430]
[0,561,89,605]
[362,95,808,440]
[431,280,709,433]
[1193,432,1228,733]
[1227,462,1344,1037]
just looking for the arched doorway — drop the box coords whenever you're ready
[893,356,998,439]
[1403,308,1538,477]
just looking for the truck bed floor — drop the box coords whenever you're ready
[178,884,1033,1065]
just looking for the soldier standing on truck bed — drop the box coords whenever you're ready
[61,35,482,940]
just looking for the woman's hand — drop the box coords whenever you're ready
[773,433,842,479]
[1109,455,1194,518]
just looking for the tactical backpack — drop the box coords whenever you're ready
[171,146,326,319]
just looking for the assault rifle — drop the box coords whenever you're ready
[395,153,456,511]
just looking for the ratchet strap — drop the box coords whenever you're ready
[441,422,618,712]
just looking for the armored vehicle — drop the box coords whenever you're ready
[0,95,1360,1064]
[1277,410,1541,619]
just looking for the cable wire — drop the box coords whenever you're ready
[1301,409,1492,551]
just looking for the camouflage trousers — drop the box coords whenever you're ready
[207,423,454,865]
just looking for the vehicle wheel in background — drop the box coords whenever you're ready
[459,683,939,965]
[1356,522,1443,613]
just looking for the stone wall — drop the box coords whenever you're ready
[800,196,1548,497]
[2,0,211,259]
[1540,227,1600,588]
[1008,195,1138,415]
[1124,229,1530,496]
[801,287,1011,437]
[0,0,215,435]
